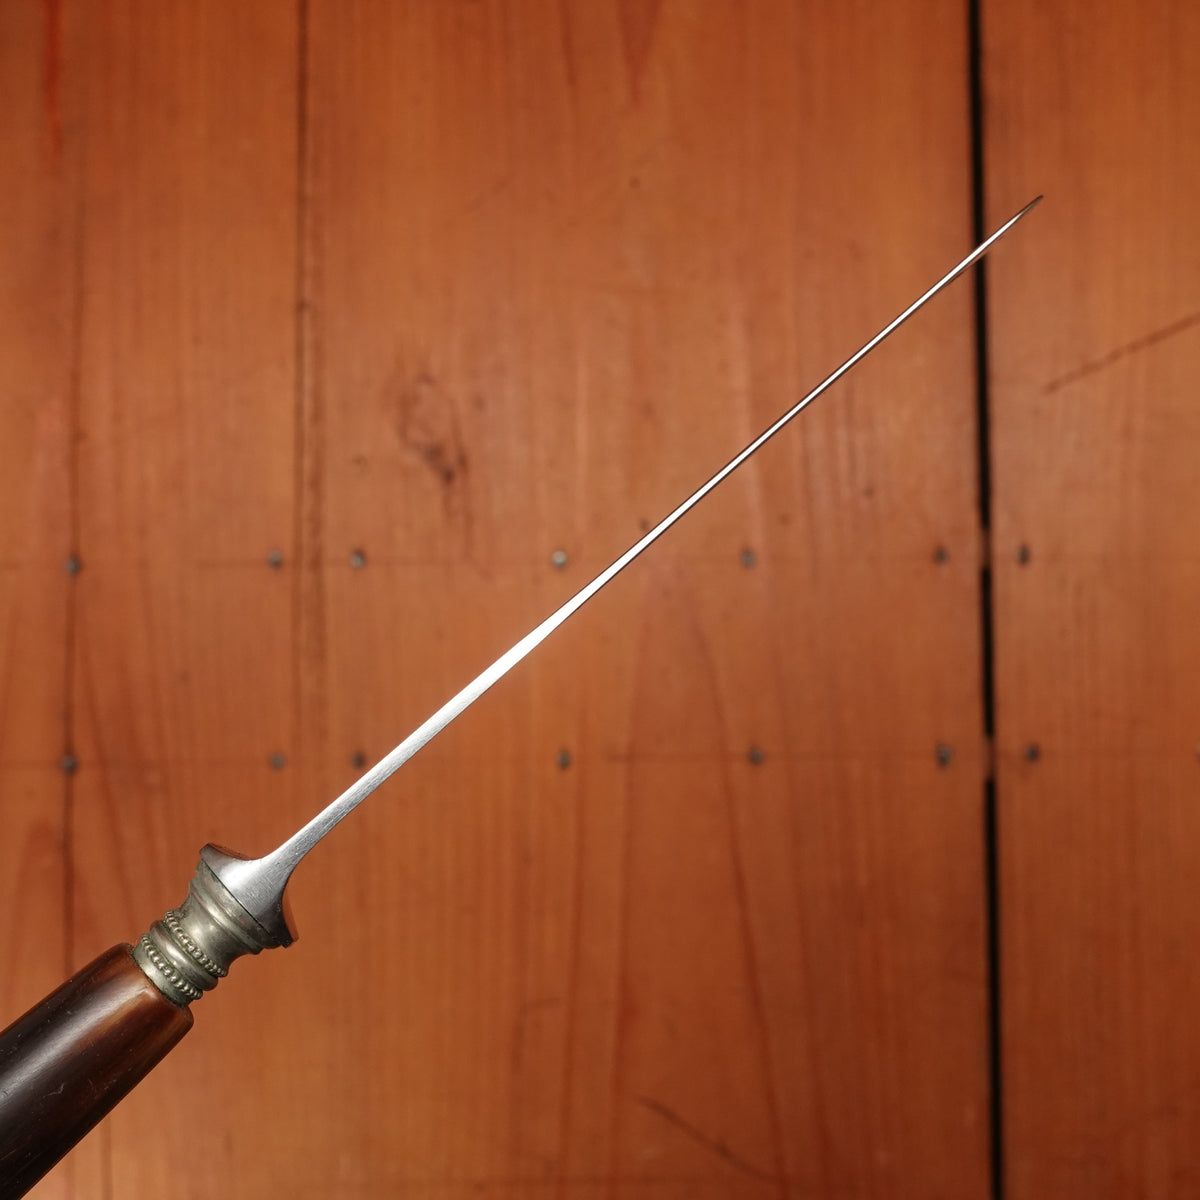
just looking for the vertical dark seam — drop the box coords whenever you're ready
[63,88,86,982]
[968,1,1004,1197]
[292,0,310,766]
[61,6,100,1185]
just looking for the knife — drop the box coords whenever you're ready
[0,197,1040,1198]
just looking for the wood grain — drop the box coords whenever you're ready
[288,1,987,1196]
[0,2,73,1196]
[983,0,1200,1195]
[51,2,301,1197]
[0,2,992,1197]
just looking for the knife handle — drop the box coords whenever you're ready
[0,945,193,1199]
[0,848,290,1198]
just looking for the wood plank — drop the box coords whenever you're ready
[292,1,987,1196]
[54,3,300,1197]
[1000,757,1200,1197]
[984,0,1200,1194]
[0,1,73,1195]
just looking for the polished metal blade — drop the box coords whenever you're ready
[213,196,1042,936]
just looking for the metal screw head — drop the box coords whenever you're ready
[556,748,572,770]
[1024,742,1041,762]
[747,745,765,765]
[740,547,757,568]
[269,752,287,770]
[349,549,367,570]
[350,750,367,770]
[935,742,954,767]
[266,549,284,569]
[933,545,949,565]
[60,753,78,774]
[1016,543,1032,565]
[64,555,82,576]
[550,549,569,570]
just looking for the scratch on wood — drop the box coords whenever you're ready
[636,1095,779,1184]
[1042,309,1200,394]
[719,748,789,1193]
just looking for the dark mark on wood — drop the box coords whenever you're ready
[636,1095,778,1183]
[1043,309,1200,394]
[395,371,470,490]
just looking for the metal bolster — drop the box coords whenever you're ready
[132,851,289,1007]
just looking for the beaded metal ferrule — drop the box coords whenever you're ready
[132,846,293,1007]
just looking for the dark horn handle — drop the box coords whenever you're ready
[0,945,193,1199]
[0,850,291,1197]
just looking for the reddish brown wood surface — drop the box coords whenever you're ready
[54,3,302,1196]
[285,2,987,1196]
[0,946,193,1199]
[0,2,73,1195]
[984,1,1200,1196]
[0,3,991,1197]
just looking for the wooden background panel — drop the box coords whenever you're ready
[290,1,988,1197]
[301,0,986,787]
[0,0,72,829]
[0,2,73,1196]
[0,2,993,1198]
[984,0,1200,1195]
[1001,757,1200,1197]
[35,3,302,1198]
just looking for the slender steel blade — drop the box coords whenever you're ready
[216,196,1041,929]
